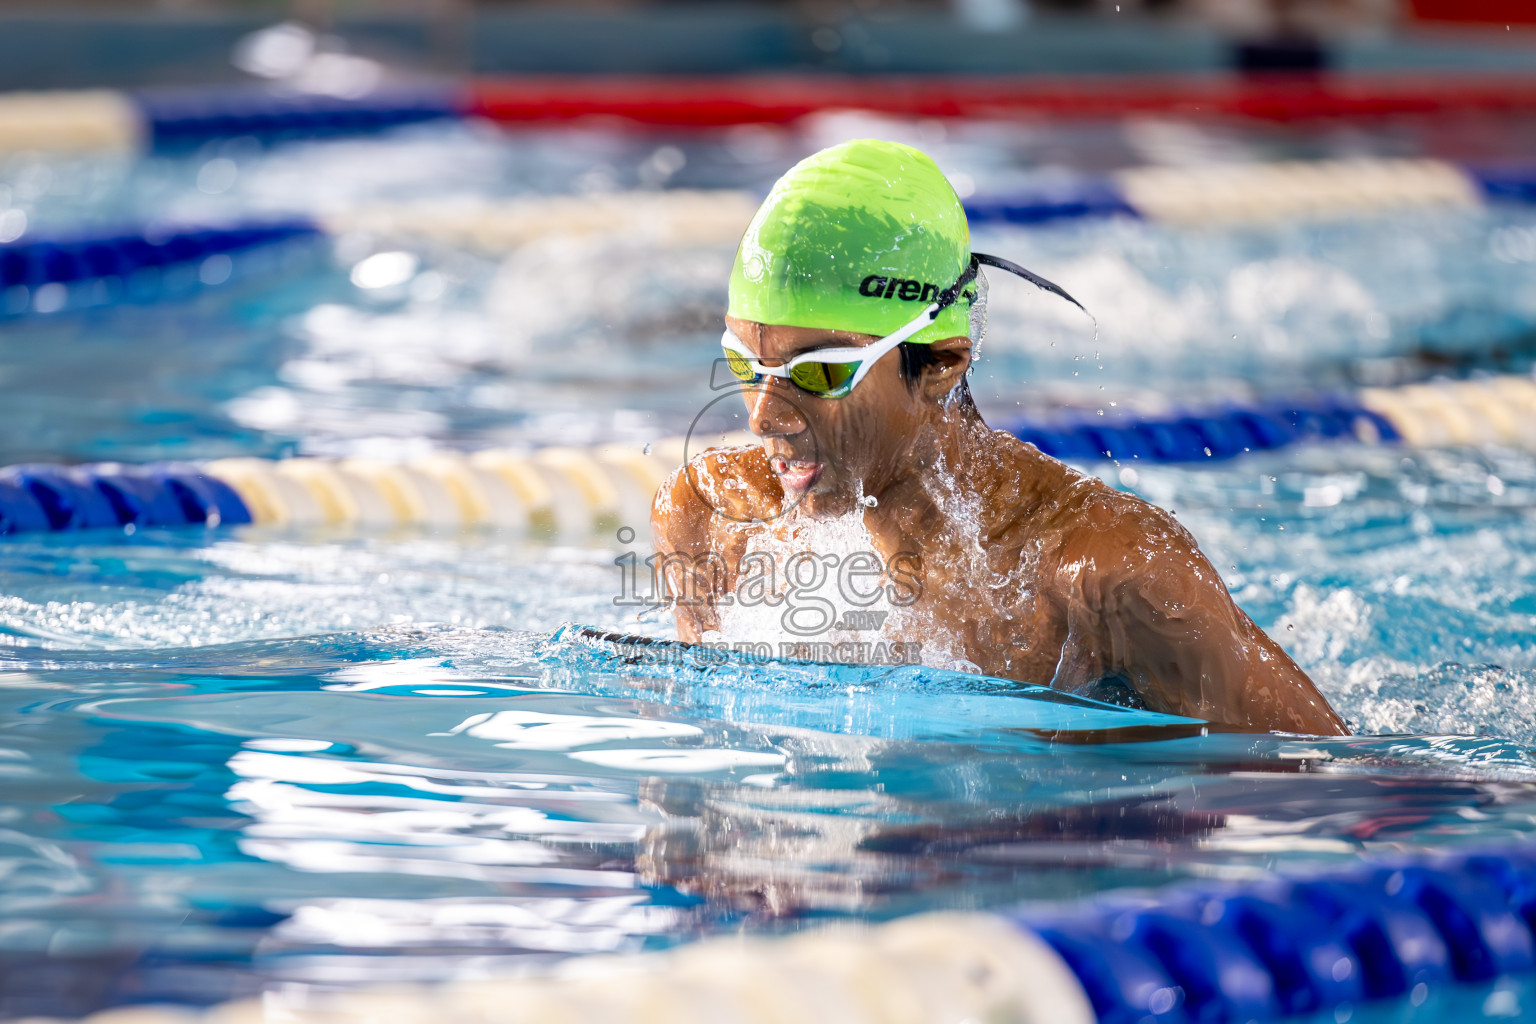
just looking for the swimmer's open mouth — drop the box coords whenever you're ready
[770,455,822,493]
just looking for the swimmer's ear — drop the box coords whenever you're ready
[917,336,971,404]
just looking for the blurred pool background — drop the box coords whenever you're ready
[6,0,1536,1019]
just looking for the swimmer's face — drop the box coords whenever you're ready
[724,315,971,519]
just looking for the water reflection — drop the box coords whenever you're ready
[3,549,1536,1013]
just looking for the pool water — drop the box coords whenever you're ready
[6,115,1536,1018]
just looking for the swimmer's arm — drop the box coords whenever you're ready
[1080,513,1348,735]
[650,463,724,643]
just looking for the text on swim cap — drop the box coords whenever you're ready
[859,275,940,303]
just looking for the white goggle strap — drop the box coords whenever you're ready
[838,302,941,392]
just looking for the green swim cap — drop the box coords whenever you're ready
[728,139,972,346]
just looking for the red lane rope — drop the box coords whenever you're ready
[469,73,1536,126]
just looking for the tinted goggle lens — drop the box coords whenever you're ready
[789,360,858,395]
[723,347,758,382]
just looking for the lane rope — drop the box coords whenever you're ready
[1011,841,1536,1023]
[11,77,1536,155]
[2,372,1535,536]
[21,911,1093,1024]
[9,153,1536,318]
[20,840,1536,1024]
[0,90,142,154]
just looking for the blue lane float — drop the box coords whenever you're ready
[1005,397,1400,463]
[0,219,321,315]
[0,463,250,535]
[135,85,463,150]
[1468,163,1536,206]
[963,179,1141,226]
[1008,842,1536,1024]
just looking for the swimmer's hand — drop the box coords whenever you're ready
[650,445,780,643]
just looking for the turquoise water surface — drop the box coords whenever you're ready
[5,117,1536,1018]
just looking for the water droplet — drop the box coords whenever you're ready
[1287,624,1295,630]
[642,443,652,455]
[862,494,878,508]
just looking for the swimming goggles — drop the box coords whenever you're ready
[720,252,1083,400]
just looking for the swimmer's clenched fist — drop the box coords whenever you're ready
[651,139,1347,737]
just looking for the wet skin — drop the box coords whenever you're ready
[651,316,1348,736]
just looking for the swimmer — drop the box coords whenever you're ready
[651,139,1346,736]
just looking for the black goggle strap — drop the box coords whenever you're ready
[975,252,1086,314]
[930,258,981,316]
[929,252,1087,320]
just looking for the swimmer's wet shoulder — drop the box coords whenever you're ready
[651,137,1348,737]
[1013,448,1346,734]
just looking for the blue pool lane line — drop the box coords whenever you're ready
[0,220,321,315]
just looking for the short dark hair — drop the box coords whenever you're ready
[898,341,973,402]
[897,342,943,385]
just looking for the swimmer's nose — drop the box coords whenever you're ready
[744,378,808,438]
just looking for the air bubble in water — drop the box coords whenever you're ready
[642,443,652,455]
[862,494,878,508]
